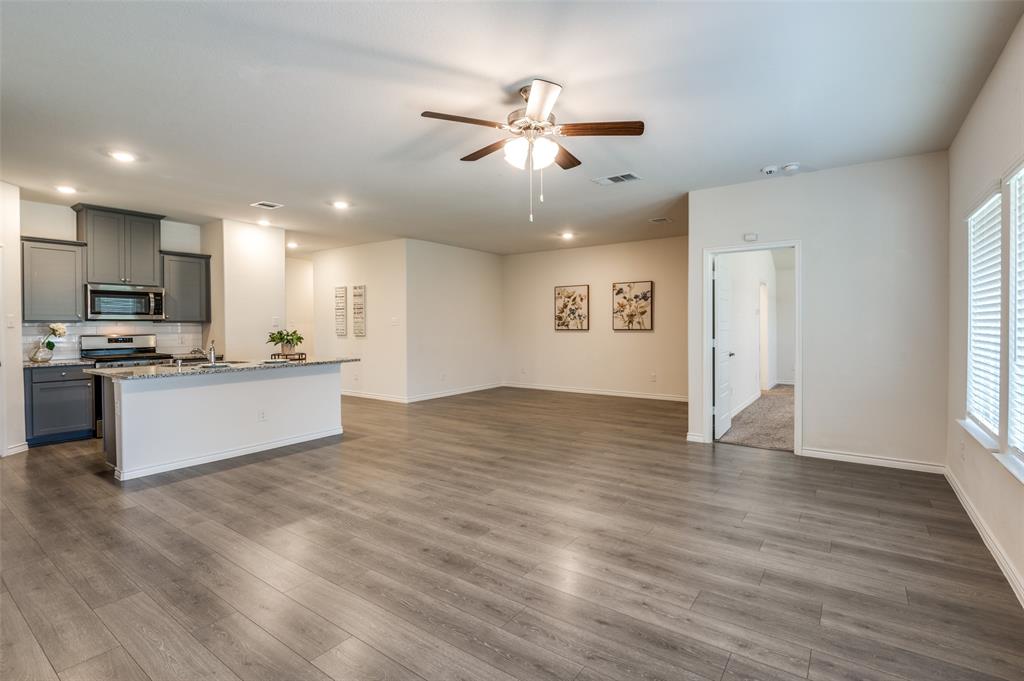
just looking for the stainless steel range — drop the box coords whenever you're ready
[80,334,174,367]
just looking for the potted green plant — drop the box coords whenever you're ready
[267,329,304,355]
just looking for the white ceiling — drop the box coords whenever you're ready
[2,2,1021,255]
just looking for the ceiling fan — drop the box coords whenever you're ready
[422,79,644,221]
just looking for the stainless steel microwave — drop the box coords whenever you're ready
[86,284,165,321]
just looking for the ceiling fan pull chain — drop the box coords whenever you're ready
[540,168,544,203]
[528,140,534,222]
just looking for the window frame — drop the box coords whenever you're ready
[1006,164,1024,463]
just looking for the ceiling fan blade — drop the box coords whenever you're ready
[559,121,645,136]
[421,111,505,130]
[460,139,507,161]
[525,79,562,122]
[554,142,581,169]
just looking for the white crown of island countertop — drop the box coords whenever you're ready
[83,358,359,382]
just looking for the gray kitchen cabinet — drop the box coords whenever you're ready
[24,367,95,446]
[22,238,86,322]
[73,204,164,285]
[161,251,210,322]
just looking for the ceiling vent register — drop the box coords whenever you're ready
[249,201,284,210]
[592,172,641,186]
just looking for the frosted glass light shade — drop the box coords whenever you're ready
[504,136,558,170]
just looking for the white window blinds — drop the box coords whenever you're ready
[967,194,1003,436]
[1008,170,1024,450]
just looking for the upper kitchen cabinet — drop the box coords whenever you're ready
[22,238,86,322]
[73,204,164,286]
[161,251,210,322]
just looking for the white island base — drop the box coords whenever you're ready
[86,360,355,480]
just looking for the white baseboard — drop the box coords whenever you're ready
[686,432,707,443]
[731,391,761,418]
[503,382,687,402]
[3,442,28,457]
[406,383,503,403]
[798,447,945,474]
[776,379,795,385]
[945,469,1024,609]
[340,389,410,404]
[114,427,343,481]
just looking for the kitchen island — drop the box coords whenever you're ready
[84,358,359,480]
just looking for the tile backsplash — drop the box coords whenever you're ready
[22,322,204,360]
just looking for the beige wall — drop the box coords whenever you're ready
[312,239,408,401]
[776,267,796,384]
[285,257,315,356]
[502,236,688,400]
[946,16,1024,601]
[689,152,950,466]
[406,239,503,400]
[202,219,286,360]
[2,183,26,454]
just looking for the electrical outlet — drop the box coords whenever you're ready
[520,368,527,375]
[257,409,267,422]
[440,372,446,382]
[649,373,657,383]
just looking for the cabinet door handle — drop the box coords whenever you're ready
[60,371,67,376]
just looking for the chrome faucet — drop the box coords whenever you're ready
[207,340,216,365]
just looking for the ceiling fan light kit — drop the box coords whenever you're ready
[422,78,645,221]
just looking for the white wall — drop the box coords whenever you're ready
[689,152,950,466]
[2,184,26,454]
[502,236,687,400]
[406,240,503,400]
[202,219,286,361]
[776,267,796,384]
[946,17,1024,601]
[313,239,408,401]
[19,200,200,251]
[719,249,777,416]
[285,257,315,356]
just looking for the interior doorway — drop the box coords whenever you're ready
[708,244,798,452]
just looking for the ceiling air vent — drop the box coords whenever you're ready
[249,200,284,210]
[592,172,641,186]
[648,217,672,224]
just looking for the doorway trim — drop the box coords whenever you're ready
[700,240,802,455]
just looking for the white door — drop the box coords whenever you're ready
[713,256,733,438]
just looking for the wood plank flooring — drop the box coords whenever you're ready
[2,387,1022,681]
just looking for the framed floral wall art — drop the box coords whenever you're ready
[554,285,589,330]
[612,281,654,330]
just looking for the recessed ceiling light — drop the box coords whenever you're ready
[561,232,574,240]
[55,185,77,194]
[332,200,349,210]
[258,219,270,226]
[287,241,298,249]
[109,150,137,163]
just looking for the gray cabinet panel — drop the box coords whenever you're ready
[162,253,209,322]
[125,215,161,286]
[22,240,85,322]
[84,210,125,284]
[29,380,94,438]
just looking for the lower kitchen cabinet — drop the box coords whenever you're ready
[24,366,96,446]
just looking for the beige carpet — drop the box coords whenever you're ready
[718,384,794,451]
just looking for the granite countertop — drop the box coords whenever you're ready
[83,358,359,382]
[23,358,96,369]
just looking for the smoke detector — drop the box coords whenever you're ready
[782,162,801,174]
[760,165,780,177]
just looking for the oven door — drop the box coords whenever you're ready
[86,285,165,320]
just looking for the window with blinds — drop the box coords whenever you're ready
[966,194,1003,436]
[1008,169,1024,451]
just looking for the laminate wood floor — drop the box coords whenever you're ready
[2,388,1022,681]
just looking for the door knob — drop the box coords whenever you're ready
[728,352,736,357]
